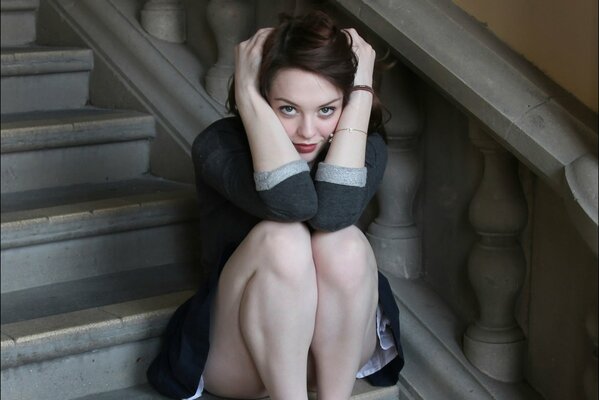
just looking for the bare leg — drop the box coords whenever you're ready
[309,226,379,400]
[203,221,317,400]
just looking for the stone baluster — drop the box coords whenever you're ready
[141,0,186,43]
[367,60,423,279]
[205,0,255,106]
[463,121,527,382]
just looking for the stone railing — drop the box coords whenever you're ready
[137,1,597,399]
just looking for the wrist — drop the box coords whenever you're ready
[351,85,374,95]
[237,95,271,122]
[353,69,374,87]
[236,86,265,108]
[346,89,374,107]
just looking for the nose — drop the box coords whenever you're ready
[297,116,318,140]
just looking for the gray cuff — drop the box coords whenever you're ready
[254,160,310,191]
[315,162,367,187]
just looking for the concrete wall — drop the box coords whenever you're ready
[526,179,597,400]
[453,0,598,113]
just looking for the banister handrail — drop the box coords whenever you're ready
[333,0,598,256]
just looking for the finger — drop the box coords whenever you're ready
[342,28,362,41]
[238,27,273,50]
[343,28,371,54]
[239,28,273,59]
[247,27,274,46]
[341,28,353,45]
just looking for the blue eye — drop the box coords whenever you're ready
[319,106,336,116]
[279,105,297,116]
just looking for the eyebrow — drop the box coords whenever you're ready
[273,97,342,108]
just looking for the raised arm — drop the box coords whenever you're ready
[310,29,385,231]
[323,28,376,168]
[234,28,302,172]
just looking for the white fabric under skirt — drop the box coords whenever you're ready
[184,305,398,399]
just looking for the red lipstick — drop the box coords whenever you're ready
[294,143,317,154]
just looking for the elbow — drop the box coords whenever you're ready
[260,193,318,222]
[278,199,318,222]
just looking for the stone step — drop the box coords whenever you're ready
[0,0,39,47]
[2,284,397,400]
[1,290,195,400]
[1,178,199,293]
[1,108,156,193]
[74,380,399,400]
[1,46,92,113]
[1,263,200,325]
[0,107,155,153]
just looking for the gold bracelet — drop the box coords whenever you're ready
[335,127,368,135]
[328,127,368,143]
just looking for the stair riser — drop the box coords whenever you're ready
[1,72,89,114]
[1,337,160,400]
[1,140,151,193]
[0,11,36,47]
[1,223,198,294]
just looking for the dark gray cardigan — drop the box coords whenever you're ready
[147,117,404,398]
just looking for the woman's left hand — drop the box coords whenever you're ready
[343,28,376,87]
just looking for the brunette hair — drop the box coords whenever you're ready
[227,11,384,133]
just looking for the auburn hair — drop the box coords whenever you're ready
[227,10,384,133]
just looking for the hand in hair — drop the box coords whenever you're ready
[343,28,376,87]
[234,28,274,106]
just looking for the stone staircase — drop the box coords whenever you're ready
[1,0,201,398]
[0,1,401,399]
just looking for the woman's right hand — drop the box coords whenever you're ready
[234,28,273,102]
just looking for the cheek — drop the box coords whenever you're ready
[277,117,296,138]
[318,116,341,138]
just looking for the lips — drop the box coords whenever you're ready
[294,143,318,154]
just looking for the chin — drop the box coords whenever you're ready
[300,154,316,163]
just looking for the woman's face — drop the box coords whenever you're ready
[267,68,344,163]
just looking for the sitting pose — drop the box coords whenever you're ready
[148,10,404,400]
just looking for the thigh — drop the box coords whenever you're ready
[202,227,268,398]
[308,226,379,388]
[203,221,313,398]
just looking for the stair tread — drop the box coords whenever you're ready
[74,380,399,400]
[1,45,93,76]
[1,262,200,325]
[1,0,39,12]
[1,107,155,153]
[1,177,198,249]
[1,287,196,368]
[1,176,193,214]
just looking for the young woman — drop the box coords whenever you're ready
[148,11,404,400]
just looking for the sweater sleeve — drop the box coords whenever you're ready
[308,132,387,231]
[192,118,317,221]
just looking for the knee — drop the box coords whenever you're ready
[312,226,377,292]
[250,221,315,283]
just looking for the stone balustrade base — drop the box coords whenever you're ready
[463,333,525,383]
[385,274,542,400]
[367,226,421,279]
